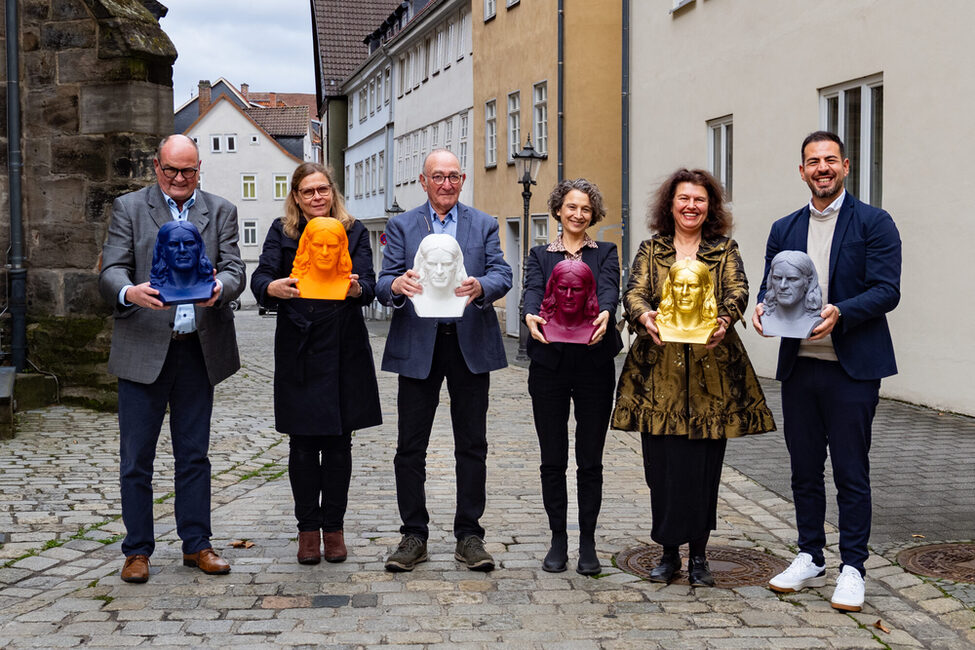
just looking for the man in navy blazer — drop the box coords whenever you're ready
[753,131,901,612]
[377,149,512,572]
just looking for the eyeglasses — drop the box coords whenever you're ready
[298,185,332,199]
[159,166,199,180]
[428,173,463,186]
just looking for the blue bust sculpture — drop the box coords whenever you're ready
[149,221,215,305]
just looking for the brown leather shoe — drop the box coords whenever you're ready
[323,530,347,563]
[297,530,322,565]
[121,554,150,583]
[182,547,230,575]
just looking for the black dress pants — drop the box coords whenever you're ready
[394,326,489,541]
[528,350,615,537]
[288,432,353,532]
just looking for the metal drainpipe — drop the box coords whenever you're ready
[6,0,27,371]
[557,0,564,183]
[620,0,630,281]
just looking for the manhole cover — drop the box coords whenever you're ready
[897,543,975,583]
[615,544,790,588]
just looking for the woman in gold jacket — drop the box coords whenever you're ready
[612,168,774,587]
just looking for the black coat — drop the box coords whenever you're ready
[251,218,382,436]
[523,241,623,371]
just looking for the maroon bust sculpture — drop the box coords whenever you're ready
[539,259,599,344]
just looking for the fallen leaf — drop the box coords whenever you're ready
[873,620,890,634]
[230,539,255,549]
[911,534,926,539]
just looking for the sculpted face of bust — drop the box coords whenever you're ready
[553,270,587,318]
[422,247,457,289]
[164,226,201,274]
[310,227,342,273]
[415,234,465,293]
[656,258,718,344]
[149,220,214,304]
[769,261,807,308]
[671,267,704,317]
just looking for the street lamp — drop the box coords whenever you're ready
[512,134,547,361]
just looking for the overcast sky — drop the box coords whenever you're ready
[160,0,316,108]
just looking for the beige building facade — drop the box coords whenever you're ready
[629,0,975,415]
[472,0,621,337]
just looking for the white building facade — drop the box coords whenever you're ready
[184,96,303,306]
[629,0,975,415]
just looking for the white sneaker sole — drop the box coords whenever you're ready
[768,574,827,593]
[830,598,863,612]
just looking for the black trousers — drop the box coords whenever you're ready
[394,327,489,541]
[782,357,879,573]
[528,351,615,537]
[288,432,353,532]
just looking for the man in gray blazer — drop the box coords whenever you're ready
[377,149,512,572]
[99,134,245,583]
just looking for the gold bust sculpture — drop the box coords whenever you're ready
[656,258,718,345]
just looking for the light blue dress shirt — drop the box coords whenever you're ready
[428,202,458,238]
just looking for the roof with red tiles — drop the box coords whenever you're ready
[243,105,310,138]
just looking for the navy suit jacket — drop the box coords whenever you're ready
[757,193,901,381]
[376,202,513,379]
[523,242,623,370]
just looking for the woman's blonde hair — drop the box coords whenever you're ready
[282,162,354,240]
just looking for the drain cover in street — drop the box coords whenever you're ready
[615,544,790,587]
[897,543,975,583]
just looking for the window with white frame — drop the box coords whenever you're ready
[445,21,455,69]
[358,87,368,122]
[533,82,548,155]
[365,158,372,195]
[485,0,496,20]
[376,72,383,107]
[484,101,496,167]
[226,134,237,152]
[507,91,521,161]
[241,174,256,199]
[412,132,420,179]
[460,110,470,169]
[397,57,406,97]
[249,134,259,145]
[456,12,466,60]
[242,220,257,246]
[384,67,391,103]
[369,80,376,115]
[532,215,548,246]
[434,29,444,73]
[424,37,432,81]
[413,48,421,89]
[707,115,733,201]
[372,154,379,194]
[431,124,439,150]
[507,0,520,8]
[354,161,363,198]
[210,135,221,153]
[378,152,385,193]
[273,174,288,200]
[395,142,403,186]
[420,128,428,168]
[444,116,454,152]
[821,74,883,206]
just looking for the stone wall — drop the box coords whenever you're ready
[0,0,176,409]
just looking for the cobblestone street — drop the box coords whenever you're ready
[0,309,973,648]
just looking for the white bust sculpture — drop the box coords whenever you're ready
[761,250,824,339]
[409,234,468,318]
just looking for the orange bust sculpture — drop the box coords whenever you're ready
[290,217,353,299]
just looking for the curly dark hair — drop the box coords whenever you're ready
[547,178,607,226]
[647,168,731,238]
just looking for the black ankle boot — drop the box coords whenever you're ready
[688,555,715,587]
[649,551,681,583]
[576,536,600,576]
[542,533,568,573]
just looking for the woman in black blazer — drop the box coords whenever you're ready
[251,163,381,566]
[523,178,622,575]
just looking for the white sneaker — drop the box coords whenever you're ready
[831,565,865,612]
[768,552,827,593]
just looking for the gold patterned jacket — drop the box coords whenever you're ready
[611,235,775,439]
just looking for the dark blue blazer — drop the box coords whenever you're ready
[376,202,513,379]
[757,193,901,381]
[523,242,623,370]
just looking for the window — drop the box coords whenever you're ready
[226,134,237,152]
[821,74,883,206]
[249,134,259,145]
[420,128,428,168]
[431,124,439,149]
[533,82,548,155]
[384,67,391,104]
[376,72,384,107]
[459,111,469,170]
[378,152,385,193]
[358,87,368,122]
[412,132,420,179]
[273,174,288,200]
[241,174,256,200]
[412,48,421,89]
[445,21,455,69]
[242,220,257,246]
[372,154,379,194]
[532,215,548,246]
[459,11,470,58]
[507,0,520,8]
[484,100,496,167]
[444,116,454,153]
[434,29,444,74]
[210,135,221,152]
[507,91,521,161]
[345,165,351,191]
[397,56,406,97]
[424,37,433,80]
[485,0,496,20]
[192,136,199,145]
[354,161,363,198]
[707,115,733,201]
[369,79,376,115]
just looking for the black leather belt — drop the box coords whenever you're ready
[171,331,198,341]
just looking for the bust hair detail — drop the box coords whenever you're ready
[764,250,822,315]
[656,258,717,328]
[291,217,352,279]
[150,220,213,286]
[538,259,599,323]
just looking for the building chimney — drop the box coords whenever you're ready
[198,80,212,115]
[269,92,277,107]
[240,83,249,100]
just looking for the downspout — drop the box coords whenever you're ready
[557,0,564,182]
[620,0,630,281]
[5,0,27,371]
